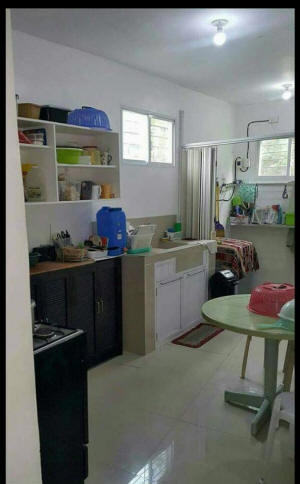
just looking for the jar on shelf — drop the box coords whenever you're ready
[82,146,101,165]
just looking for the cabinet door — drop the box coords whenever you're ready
[95,259,122,362]
[181,268,207,330]
[68,266,96,364]
[156,278,181,343]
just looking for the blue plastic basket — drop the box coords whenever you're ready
[68,106,111,130]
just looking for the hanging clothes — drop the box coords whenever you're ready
[180,146,216,240]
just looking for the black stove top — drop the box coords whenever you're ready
[33,323,79,352]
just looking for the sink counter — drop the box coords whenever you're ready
[122,241,216,355]
[126,239,217,258]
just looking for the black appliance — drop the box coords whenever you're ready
[34,324,88,484]
[40,105,70,123]
[209,269,238,299]
[32,244,56,262]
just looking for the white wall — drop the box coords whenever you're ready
[6,10,42,484]
[234,98,295,138]
[12,30,235,248]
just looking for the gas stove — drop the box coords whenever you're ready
[33,323,81,352]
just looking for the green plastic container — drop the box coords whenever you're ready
[285,213,295,226]
[127,247,151,254]
[56,148,83,164]
[174,222,182,232]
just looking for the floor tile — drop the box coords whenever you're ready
[87,331,294,484]
[86,461,135,484]
[87,402,175,475]
[137,421,293,484]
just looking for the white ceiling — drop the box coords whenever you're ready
[11,8,294,105]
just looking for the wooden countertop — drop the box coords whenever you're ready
[30,259,95,275]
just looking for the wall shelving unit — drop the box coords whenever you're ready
[18,117,120,204]
[230,224,294,229]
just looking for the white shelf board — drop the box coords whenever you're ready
[57,163,116,168]
[17,117,118,135]
[25,198,120,206]
[19,143,51,149]
[230,224,294,229]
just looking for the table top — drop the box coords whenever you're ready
[201,295,294,341]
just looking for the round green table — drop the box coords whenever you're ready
[201,294,294,436]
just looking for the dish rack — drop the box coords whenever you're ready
[127,224,156,254]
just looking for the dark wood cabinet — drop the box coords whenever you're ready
[68,264,97,366]
[30,258,122,367]
[94,258,122,362]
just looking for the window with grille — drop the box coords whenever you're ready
[122,108,175,165]
[258,137,295,177]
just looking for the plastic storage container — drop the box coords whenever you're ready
[18,103,41,119]
[23,128,47,145]
[248,282,295,318]
[40,105,71,123]
[68,106,111,130]
[97,207,126,256]
[285,213,295,226]
[56,148,83,164]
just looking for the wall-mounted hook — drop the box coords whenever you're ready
[282,185,288,199]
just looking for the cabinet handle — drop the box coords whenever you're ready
[159,278,181,286]
[100,298,104,313]
[96,300,101,314]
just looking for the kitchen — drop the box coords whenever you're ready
[6,8,294,484]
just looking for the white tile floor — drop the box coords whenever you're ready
[86,331,294,484]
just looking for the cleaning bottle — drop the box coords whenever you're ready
[277,205,283,225]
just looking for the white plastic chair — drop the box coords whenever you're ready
[258,392,294,483]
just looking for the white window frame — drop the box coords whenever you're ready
[121,106,176,167]
[257,137,295,182]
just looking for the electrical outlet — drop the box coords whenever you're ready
[269,116,279,124]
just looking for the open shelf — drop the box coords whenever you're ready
[25,198,120,206]
[230,224,294,229]
[19,143,51,149]
[18,116,118,135]
[18,116,120,204]
[57,163,116,168]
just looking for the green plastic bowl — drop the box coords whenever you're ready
[56,148,83,164]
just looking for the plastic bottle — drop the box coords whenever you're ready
[277,206,283,225]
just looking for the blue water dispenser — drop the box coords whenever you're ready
[96,207,126,256]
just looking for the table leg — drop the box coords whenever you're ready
[264,339,279,402]
[224,338,280,436]
[283,341,294,391]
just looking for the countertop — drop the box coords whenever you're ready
[30,259,95,275]
[30,254,123,275]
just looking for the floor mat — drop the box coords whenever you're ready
[172,323,224,348]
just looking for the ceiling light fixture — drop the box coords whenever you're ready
[282,84,293,100]
[212,19,228,46]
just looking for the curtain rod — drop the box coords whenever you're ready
[182,132,294,149]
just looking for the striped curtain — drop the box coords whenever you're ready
[180,146,216,240]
